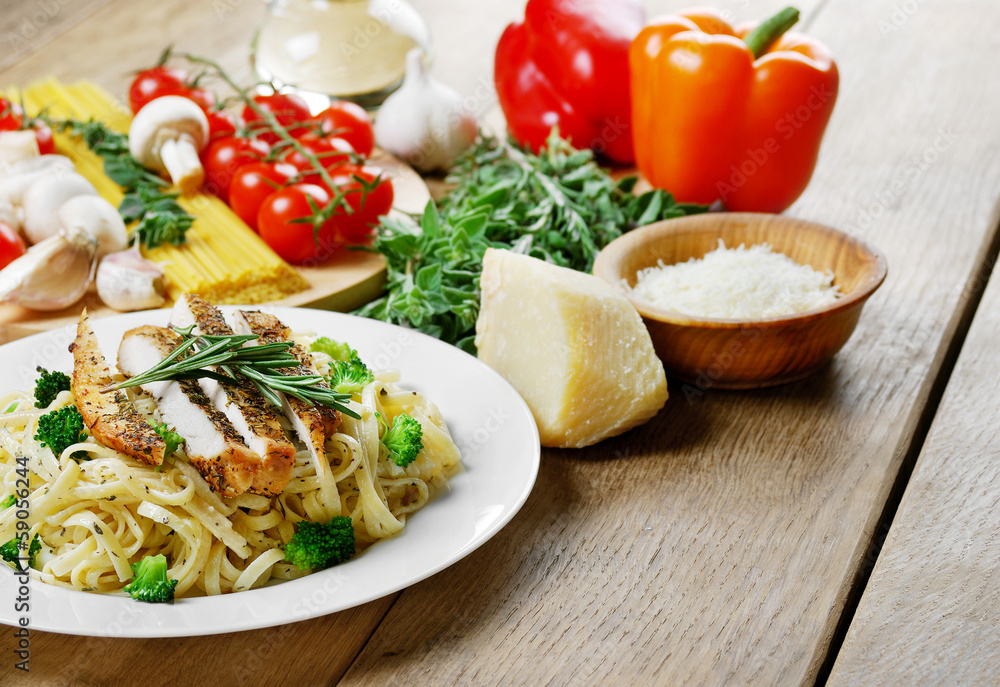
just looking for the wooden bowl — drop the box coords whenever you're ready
[592,213,887,389]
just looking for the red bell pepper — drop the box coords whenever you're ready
[630,7,839,212]
[494,0,645,165]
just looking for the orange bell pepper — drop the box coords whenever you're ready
[630,7,838,213]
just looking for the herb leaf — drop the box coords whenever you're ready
[355,134,708,353]
[61,119,194,249]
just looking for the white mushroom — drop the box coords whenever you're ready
[128,95,209,194]
[0,155,75,207]
[0,130,40,168]
[58,195,128,258]
[20,172,98,245]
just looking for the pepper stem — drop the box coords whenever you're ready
[743,6,800,59]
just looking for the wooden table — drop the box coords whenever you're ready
[2,0,999,685]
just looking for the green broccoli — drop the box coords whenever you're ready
[284,517,356,571]
[123,554,178,603]
[152,421,184,457]
[380,413,423,468]
[0,494,14,510]
[327,358,374,395]
[33,366,71,408]
[310,337,357,362]
[1,533,41,572]
[35,405,88,460]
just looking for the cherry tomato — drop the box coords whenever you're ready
[257,184,341,264]
[0,98,56,155]
[200,136,271,198]
[312,101,375,157]
[0,221,27,270]
[129,66,217,113]
[206,110,240,141]
[228,161,297,231]
[243,93,312,143]
[325,165,394,244]
[282,133,354,182]
[0,98,21,130]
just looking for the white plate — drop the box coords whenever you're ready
[0,307,540,637]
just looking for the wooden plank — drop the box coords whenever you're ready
[827,211,1000,684]
[5,594,398,687]
[0,0,114,73]
[338,0,1000,685]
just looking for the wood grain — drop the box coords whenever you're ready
[826,207,1000,685]
[338,0,1000,685]
[0,0,998,685]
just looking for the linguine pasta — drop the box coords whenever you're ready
[0,343,461,598]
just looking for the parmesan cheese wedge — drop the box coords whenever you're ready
[475,248,668,448]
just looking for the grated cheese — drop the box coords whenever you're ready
[629,240,842,320]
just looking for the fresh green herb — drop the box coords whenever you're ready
[152,421,184,457]
[0,494,14,510]
[123,554,178,603]
[34,405,88,460]
[61,119,194,248]
[109,326,360,419]
[355,134,707,352]
[379,413,423,468]
[1,533,41,572]
[3,402,19,414]
[309,337,357,362]
[33,366,71,408]
[284,517,356,571]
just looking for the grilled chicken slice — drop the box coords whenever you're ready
[70,312,166,466]
[170,294,295,496]
[233,309,337,478]
[117,325,257,498]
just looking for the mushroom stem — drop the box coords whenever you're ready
[159,135,205,195]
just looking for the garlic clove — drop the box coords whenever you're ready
[96,246,167,312]
[0,155,75,207]
[374,48,478,173]
[0,130,40,168]
[58,195,129,258]
[0,225,97,311]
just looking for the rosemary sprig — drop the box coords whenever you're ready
[108,326,360,418]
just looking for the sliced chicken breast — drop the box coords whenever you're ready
[233,309,334,478]
[70,312,166,467]
[170,294,295,496]
[117,325,256,498]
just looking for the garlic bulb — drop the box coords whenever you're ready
[374,49,478,173]
[96,246,166,312]
[0,225,97,311]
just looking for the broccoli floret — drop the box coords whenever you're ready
[380,413,423,468]
[34,405,88,460]
[284,517,356,571]
[327,358,374,395]
[310,337,357,362]
[123,554,178,603]
[0,494,14,510]
[33,366,71,408]
[1,533,40,572]
[152,421,184,457]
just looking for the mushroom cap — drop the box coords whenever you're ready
[21,171,99,245]
[128,95,210,171]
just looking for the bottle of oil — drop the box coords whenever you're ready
[251,0,432,110]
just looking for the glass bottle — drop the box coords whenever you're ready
[251,0,433,110]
